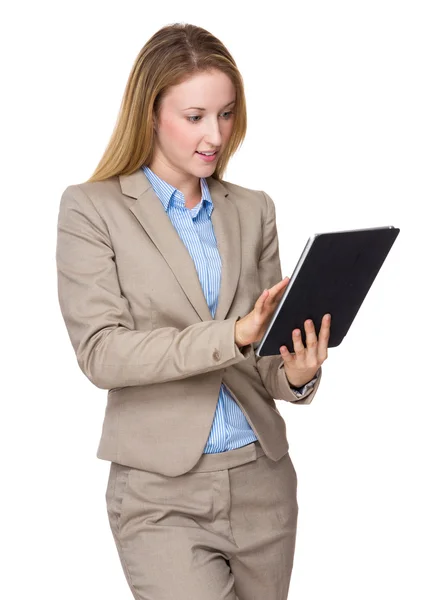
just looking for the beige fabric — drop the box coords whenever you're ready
[56,169,322,476]
[105,441,298,600]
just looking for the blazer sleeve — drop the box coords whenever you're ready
[254,191,323,404]
[56,185,254,390]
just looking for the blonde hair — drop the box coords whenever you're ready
[86,23,248,183]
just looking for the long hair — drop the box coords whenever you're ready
[86,23,247,183]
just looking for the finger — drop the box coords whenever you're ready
[256,289,269,313]
[304,319,318,354]
[268,277,289,304]
[292,327,306,361]
[271,277,290,293]
[280,345,294,362]
[317,313,331,361]
[275,276,290,289]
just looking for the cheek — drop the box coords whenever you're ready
[161,118,197,150]
[223,120,234,142]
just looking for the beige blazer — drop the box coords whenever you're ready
[56,168,322,476]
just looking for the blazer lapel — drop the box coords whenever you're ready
[209,176,242,323]
[119,169,242,323]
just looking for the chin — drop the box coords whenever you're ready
[189,162,216,175]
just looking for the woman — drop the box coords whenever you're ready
[56,22,330,600]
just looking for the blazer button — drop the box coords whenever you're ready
[212,349,221,361]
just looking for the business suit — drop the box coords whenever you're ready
[56,167,322,599]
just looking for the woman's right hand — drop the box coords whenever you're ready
[235,277,291,347]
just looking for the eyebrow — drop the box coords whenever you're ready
[183,100,236,111]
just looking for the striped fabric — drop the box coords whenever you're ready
[141,165,313,453]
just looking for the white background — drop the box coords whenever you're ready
[2,1,423,598]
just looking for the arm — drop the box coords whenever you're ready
[254,190,322,404]
[289,373,319,397]
[56,185,253,390]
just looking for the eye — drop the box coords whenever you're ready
[187,111,234,124]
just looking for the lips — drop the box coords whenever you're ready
[195,150,218,163]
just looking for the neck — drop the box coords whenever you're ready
[146,160,202,200]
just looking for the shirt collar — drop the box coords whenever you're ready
[141,165,214,217]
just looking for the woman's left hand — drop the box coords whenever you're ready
[280,314,331,388]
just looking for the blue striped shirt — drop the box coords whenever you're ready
[141,165,311,454]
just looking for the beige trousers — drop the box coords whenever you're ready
[105,441,299,600]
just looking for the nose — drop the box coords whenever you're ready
[203,117,223,147]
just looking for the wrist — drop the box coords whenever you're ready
[234,319,248,348]
[285,368,319,388]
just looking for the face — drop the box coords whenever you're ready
[150,69,236,188]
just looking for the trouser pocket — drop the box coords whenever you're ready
[105,462,132,535]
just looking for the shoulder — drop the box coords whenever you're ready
[217,178,275,219]
[219,178,263,200]
[60,176,120,204]
[58,176,128,222]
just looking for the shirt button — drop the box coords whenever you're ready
[212,349,221,361]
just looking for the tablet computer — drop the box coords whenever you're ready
[255,225,400,357]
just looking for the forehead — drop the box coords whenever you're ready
[163,70,235,107]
